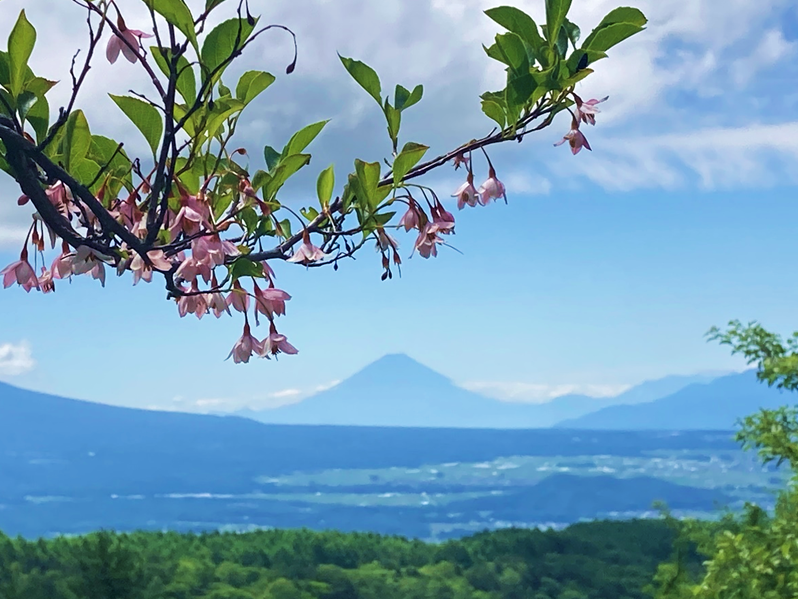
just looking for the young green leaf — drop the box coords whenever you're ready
[394,84,423,111]
[495,32,529,74]
[582,21,646,53]
[0,51,9,89]
[544,0,572,49]
[228,257,264,281]
[235,70,275,105]
[385,104,401,145]
[354,159,383,208]
[283,120,329,157]
[109,94,163,156]
[316,164,335,206]
[484,6,545,54]
[151,47,197,104]
[60,110,92,172]
[338,55,382,105]
[201,18,256,81]
[392,142,428,185]
[143,0,198,49]
[263,145,280,171]
[481,99,506,130]
[8,10,36,96]
[581,7,647,54]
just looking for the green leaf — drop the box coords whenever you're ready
[143,0,197,49]
[565,49,607,73]
[582,22,646,54]
[70,158,102,188]
[394,84,423,111]
[228,257,264,281]
[235,70,275,105]
[506,71,537,108]
[481,98,506,130]
[239,206,258,233]
[544,0,572,48]
[60,110,92,172]
[109,94,163,156]
[385,104,401,144]
[283,120,329,157]
[484,6,545,54]
[263,153,311,198]
[263,145,280,171]
[201,18,256,81]
[300,206,320,221]
[316,164,334,206]
[338,54,382,105]
[354,159,385,208]
[483,43,511,67]
[0,51,9,88]
[8,10,36,96]
[562,18,580,47]
[205,0,227,10]
[495,32,529,74]
[392,142,428,185]
[25,92,49,143]
[581,7,647,53]
[16,91,36,122]
[151,47,197,104]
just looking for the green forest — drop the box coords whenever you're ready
[0,519,695,599]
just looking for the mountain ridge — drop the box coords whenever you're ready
[554,370,790,430]
[236,353,722,428]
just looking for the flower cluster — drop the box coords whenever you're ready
[554,94,608,155]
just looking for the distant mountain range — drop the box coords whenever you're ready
[1,379,751,538]
[235,354,722,428]
[556,370,794,430]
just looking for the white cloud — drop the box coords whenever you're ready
[731,29,797,88]
[0,341,35,376]
[271,388,302,399]
[146,379,342,413]
[0,0,795,223]
[461,380,632,403]
[561,121,798,191]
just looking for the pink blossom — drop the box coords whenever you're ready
[452,173,479,209]
[106,18,152,64]
[206,290,230,318]
[432,201,455,233]
[253,282,291,318]
[38,268,55,294]
[477,169,506,205]
[70,246,110,287]
[260,323,298,358]
[227,323,263,364]
[554,124,592,155]
[226,282,250,313]
[375,228,399,252]
[130,250,173,285]
[177,282,208,319]
[45,182,71,218]
[287,232,328,265]
[398,204,420,232]
[50,244,74,280]
[413,223,445,259]
[192,235,239,267]
[170,193,212,239]
[175,256,212,284]
[1,253,39,292]
[575,94,608,126]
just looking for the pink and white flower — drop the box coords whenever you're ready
[106,17,152,64]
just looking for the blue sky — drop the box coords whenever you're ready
[1,0,797,412]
